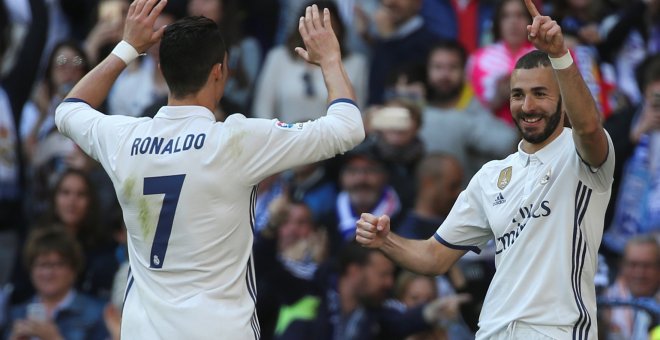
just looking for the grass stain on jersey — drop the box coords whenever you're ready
[123,177,136,200]
[226,130,248,158]
[138,197,154,238]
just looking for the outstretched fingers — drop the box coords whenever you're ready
[139,0,158,17]
[296,15,311,62]
[148,0,168,20]
[523,0,540,17]
[311,4,322,31]
[132,0,147,18]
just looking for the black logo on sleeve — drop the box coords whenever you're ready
[493,193,507,206]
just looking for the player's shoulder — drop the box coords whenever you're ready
[477,152,518,177]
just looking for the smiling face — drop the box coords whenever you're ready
[510,66,565,150]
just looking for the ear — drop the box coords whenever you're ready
[212,63,222,80]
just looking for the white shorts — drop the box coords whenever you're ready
[486,321,573,340]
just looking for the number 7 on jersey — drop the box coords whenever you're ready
[144,174,186,268]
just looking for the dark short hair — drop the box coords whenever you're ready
[23,227,84,275]
[427,39,468,68]
[338,241,376,276]
[514,50,551,70]
[160,16,227,98]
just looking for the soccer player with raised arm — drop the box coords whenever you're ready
[55,1,364,339]
[356,1,614,339]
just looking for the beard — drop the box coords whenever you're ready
[427,81,463,104]
[514,98,562,144]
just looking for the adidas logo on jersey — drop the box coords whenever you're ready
[493,193,506,206]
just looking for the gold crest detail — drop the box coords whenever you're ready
[497,166,512,190]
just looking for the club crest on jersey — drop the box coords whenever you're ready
[497,166,512,190]
[275,120,305,131]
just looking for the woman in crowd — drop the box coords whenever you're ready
[20,41,90,219]
[252,0,367,122]
[39,169,117,301]
[467,0,534,124]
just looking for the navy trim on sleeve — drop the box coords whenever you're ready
[63,98,92,106]
[576,142,610,174]
[328,98,358,108]
[434,233,481,254]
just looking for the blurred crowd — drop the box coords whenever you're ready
[0,0,658,339]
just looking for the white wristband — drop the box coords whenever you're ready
[111,40,140,65]
[549,51,573,70]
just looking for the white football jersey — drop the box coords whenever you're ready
[435,128,615,339]
[55,99,364,339]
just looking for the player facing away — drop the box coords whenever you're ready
[356,1,614,339]
[55,1,364,339]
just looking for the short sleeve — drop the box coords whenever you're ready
[435,174,493,254]
[576,130,615,193]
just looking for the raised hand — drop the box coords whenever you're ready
[524,0,568,57]
[355,213,390,248]
[123,0,168,53]
[295,5,341,66]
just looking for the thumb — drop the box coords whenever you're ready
[377,215,390,231]
[295,47,309,61]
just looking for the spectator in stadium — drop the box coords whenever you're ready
[419,0,495,53]
[107,5,178,117]
[254,198,328,339]
[601,235,660,339]
[5,227,108,340]
[0,0,48,289]
[256,239,449,340]
[187,0,262,114]
[41,169,117,300]
[467,0,535,124]
[367,100,425,211]
[326,141,403,249]
[285,161,338,224]
[20,41,90,219]
[420,40,517,178]
[605,55,660,252]
[83,0,129,65]
[253,0,367,122]
[395,271,471,340]
[367,0,441,104]
[397,154,463,241]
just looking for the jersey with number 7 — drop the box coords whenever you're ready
[55,99,363,339]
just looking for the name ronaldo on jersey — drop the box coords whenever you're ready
[130,133,206,156]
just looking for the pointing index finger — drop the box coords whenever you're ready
[523,0,540,17]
